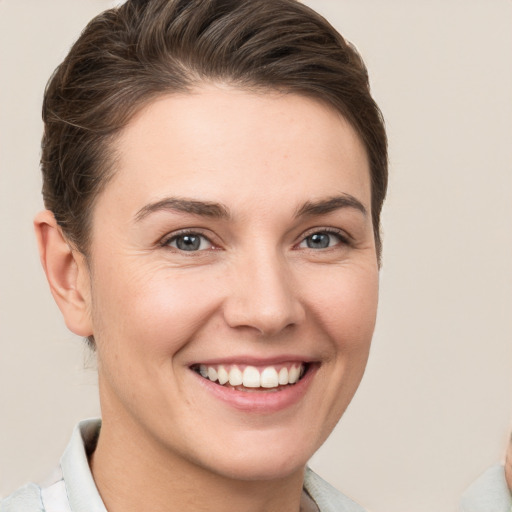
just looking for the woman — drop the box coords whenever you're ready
[0,1,387,511]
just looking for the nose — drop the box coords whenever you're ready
[222,251,306,337]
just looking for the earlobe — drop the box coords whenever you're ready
[34,210,93,337]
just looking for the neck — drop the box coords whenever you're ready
[89,414,306,512]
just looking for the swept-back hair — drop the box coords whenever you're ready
[42,0,387,257]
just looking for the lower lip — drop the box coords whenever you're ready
[193,365,317,413]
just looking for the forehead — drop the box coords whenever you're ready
[97,85,371,221]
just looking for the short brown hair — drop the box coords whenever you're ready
[42,0,387,257]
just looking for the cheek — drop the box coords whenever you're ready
[306,263,379,351]
[90,262,223,359]
[301,264,378,444]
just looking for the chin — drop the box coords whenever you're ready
[188,427,323,482]
[207,450,309,482]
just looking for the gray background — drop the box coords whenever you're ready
[1,1,511,511]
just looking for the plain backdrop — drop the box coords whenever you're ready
[1,1,511,511]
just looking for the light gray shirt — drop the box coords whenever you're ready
[459,464,512,512]
[0,419,365,512]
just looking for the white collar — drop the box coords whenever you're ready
[40,418,364,512]
[41,419,106,512]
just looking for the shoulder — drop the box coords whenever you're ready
[0,483,44,512]
[304,467,367,512]
[0,418,103,512]
[459,464,512,512]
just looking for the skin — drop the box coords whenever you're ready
[506,435,512,492]
[35,85,379,512]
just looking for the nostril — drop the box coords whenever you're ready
[223,300,305,337]
[221,261,305,336]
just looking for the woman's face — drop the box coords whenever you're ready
[85,86,379,480]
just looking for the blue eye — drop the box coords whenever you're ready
[299,231,344,249]
[166,233,213,252]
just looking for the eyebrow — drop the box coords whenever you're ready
[294,194,367,218]
[134,197,231,222]
[134,193,367,223]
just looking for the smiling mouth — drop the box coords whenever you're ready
[191,363,309,392]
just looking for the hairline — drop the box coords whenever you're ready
[75,81,377,255]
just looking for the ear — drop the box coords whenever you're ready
[34,210,93,337]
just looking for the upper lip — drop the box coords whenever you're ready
[188,354,316,367]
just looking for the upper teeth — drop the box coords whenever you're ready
[198,364,305,388]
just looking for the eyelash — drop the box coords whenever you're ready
[296,228,350,250]
[160,229,217,252]
[160,227,350,253]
